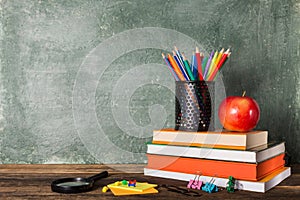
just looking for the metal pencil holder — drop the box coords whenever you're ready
[175,81,214,132]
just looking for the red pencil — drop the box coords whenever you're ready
[207,49,231,81]
[195,47,204,80]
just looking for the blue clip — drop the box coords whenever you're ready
[202,178,218,193]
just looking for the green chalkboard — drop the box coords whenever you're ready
[0,0,299,164]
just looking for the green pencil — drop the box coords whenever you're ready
[182,53,195,81]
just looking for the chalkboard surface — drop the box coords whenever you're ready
[0,0,299,164]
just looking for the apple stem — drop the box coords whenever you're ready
[242,91,246,97]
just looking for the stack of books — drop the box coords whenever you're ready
[144,129,291,193]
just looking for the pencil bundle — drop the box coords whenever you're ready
[162,46,231,81]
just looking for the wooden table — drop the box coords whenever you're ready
[0,164,299,199]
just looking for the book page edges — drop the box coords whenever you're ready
[151,141,246,150]
[246,131,268,149]
[144,167,291,193]
[154,129,268,135]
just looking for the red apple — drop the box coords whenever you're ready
[218,91,260,132]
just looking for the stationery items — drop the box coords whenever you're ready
[162,47,231,81]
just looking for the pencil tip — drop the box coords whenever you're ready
[196,47,199,52]
[181,53,186,59]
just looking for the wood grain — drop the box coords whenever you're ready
[0,164,145,174]
[0,164,299,200]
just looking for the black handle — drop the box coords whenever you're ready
[87,171,109,182]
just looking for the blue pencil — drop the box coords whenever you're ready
[174,46,184,64]
[162,53,179,81]
[190,54,194,73]
[173,51,190,81]
[192,54,198,80]
[203,50,214,80]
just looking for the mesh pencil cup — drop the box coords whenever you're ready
[175,81,214,132]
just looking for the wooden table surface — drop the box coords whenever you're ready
[0,164,299,200]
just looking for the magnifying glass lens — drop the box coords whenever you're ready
[56,181,90,187]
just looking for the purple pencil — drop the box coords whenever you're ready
[203,50,214,80]
[162,53,179,81]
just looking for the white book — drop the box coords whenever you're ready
[146,142,285,163]
[144,167,291,193]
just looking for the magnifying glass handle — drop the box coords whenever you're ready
[87,171,109,182]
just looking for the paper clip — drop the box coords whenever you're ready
[202,177,218,193]
[187,173,202,190]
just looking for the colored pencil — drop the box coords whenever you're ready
[174,46,184,64]
[201,56,208,76]
[207,51,218,79]
[209,48,224,77]
[167,54,186,81]
[181,53,195,81]
[162,46,230,82]
[207,49,230,81]
[191,54,198,80]
[201,53,205,74]
[203,50,214,79]
[162,53,179,81]
[191,54,194,73]
[173,51,190,81]
[215,48,224,65]
[195,47,204,80]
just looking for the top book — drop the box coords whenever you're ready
[152,129,268,150]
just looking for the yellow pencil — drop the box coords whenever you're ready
[207,49,231,81]
[215,48,224,66]
[208,48,224,79]
[207,51,219,79]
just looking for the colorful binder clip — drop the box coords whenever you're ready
[202,178,218,193]
[187,173,202,190]
[226,176,235,193]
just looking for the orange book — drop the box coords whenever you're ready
[146,153,285,181]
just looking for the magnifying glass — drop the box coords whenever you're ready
[51,171,108,193]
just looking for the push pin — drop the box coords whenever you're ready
[128,180,136,187]
[121,180,128,185]
[113,181,121,186]
[102,186,109,193]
